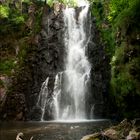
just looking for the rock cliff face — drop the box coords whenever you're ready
[25,3,65,120]
[0,3,110,121]
[0,3,65,121]
[87,16,110,118]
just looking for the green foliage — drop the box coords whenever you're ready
[101,28,115,56]
[108,0,129,22]
[0,79,4,88]
[111,42,140,117]
[47,0,77,7]
[90,0,140,118]
[8,8,26,25]
[47,0,54,7]
[0,0,44,78]
[91,1,116,56]
[17,39,29,62]
[0,1,31,77]
[0,3,28,36]
[34,6,43,34]
[109,0,140,31]
[12,15,25,24]
[22,0,30,2]
[0,5,9,18]
[111,43,125,66]
[0,59,16,75]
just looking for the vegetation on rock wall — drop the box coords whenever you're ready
[0,0,140,120]
[0,0,43,77]
[0,0,44,120]
[91,0,140,118]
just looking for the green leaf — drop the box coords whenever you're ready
[0,5,9,18]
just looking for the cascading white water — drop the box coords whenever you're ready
[37,77,49,121]
[53,0,91,120]
[37,0,91,121]
[53,72,63,119]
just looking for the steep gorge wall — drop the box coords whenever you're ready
[0,3,65,121]
[92,1,140,119]
[86,15,110,118]
[0,3,110,121]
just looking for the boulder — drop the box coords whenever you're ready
[127,129,140,140]
[82,119,140,140]
[16,112,23,121]
[103,128,119,140]
[81,133,101,140]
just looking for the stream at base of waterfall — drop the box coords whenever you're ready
[0,120,111,140]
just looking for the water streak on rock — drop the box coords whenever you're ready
[37,77,49,121]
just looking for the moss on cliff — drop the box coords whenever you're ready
[91,0,140,118]
[0,0,43,120]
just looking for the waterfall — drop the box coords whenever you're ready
[53,1,91,120]
[36,77,49,121]
[53,72,63,120]
[37,0,91,121]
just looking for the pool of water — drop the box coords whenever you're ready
[0,120,111,140]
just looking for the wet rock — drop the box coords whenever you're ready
[16,112,23,121]
[0,88,6,101]
[103,128,118,140]
[86,14,111,118]
[53,1,61,16]
[29,106,42,121]
[82,119,140,140]
[81,133,101,140]
[93,103,105,118]
[127,129,140,140]
[0,93,26,121]
[24,4,65,120]
[26,3,36,29]
[75,6,85,21]
[132,118,140,127]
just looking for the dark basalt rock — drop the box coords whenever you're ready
[26,4,65,120]
[0,93,26,121]
[85,12,110,118]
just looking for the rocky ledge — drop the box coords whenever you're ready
[81,119,140,140]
